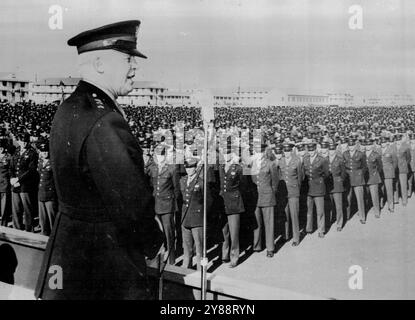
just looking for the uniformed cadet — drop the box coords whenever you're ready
[381,135,398,212]
[0,139,11,226]
[148,145,181,265]
[219,144,245,268]
[344,137,367,223]
[10,132,39,232]
[251,142,279,256]
[37,140,57,236]
[35,20,164,300]
[363,138,383,218]
[395,132,411,206]
[180,158,204,270]
[277,143,303,246]
[408,133,415,197]
[327,141,346,231]
[304,141,329,237]
[296,142,306,162]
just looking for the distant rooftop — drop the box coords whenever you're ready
[33,77,165,89]
[0,72,29,82]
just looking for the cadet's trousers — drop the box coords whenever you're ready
[156,212,176,265]
[382,178,394,211]
[330,192,343,229]
[181,226,203,270]
[367,184,380,217]
[394,174,408,206]
[222,214,240,264]
[12,192,33,231]
[306,196,325,234]
[347,186,365,221]
[408,172,414,197]
[38,200,57,236]
[284,197,300,243]
[253,206,275,252]
[1,192,9,226]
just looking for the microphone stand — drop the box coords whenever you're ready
[201,120,209,300]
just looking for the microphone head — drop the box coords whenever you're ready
[193,89,215,123]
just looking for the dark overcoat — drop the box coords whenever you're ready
[35,81,164,300]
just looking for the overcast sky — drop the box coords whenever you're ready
[1,0,415,95]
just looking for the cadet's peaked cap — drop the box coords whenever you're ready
[67,20,147,58]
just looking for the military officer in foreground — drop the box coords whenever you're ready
[10,132,39,232]
[251,142,279,257]
[277,143,303,246]
[35,20,164,300]
[344,137,367,224]
[180,157,204,270]
[395,132,411,206]
[219,144,245,268]
[37,140,57,236]
[304,141,329,237]
[327,141,346,231]
[363,138,383,218]
[0,138,11,226]
[147,145,181,265]
[380,136,398,213]
[408,133,415,197]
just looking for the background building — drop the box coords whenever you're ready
[327,93,354,107]
[354,93,414,106]
[0,72,30,103]
[31,77,167,106]
[31,77,80,104]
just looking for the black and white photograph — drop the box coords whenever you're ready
[1,0,415,304]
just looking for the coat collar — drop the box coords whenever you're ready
[76,80,125,118]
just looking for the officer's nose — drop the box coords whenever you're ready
[130,56,138,71]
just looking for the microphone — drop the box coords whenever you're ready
[193,89,215,124]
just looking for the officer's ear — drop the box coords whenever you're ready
[92,56,105,74]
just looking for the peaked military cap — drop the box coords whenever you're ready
[296,143,305,151]
[184,157,198,168]
[306,140,317,150]
[320,141,329,149]
[273,144,283,154]
[68,20,147,58]
[282,142,294,152]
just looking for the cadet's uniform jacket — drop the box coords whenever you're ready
[277,156,303,198]
[180,166,204,229]
[382,145,398,179]
[10,147,39,193]
[303,154,329,197]
[251,156,279,207]
[219,163,245,215]
[0,153,11,193]
[35,81,164,300]
[327,154,346,193]
[396,142,411,174]
[343,150,367,187]
[37,158,56,202]
[365,151,383,185]
[410,146,415,173]
[147,163,180,214]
